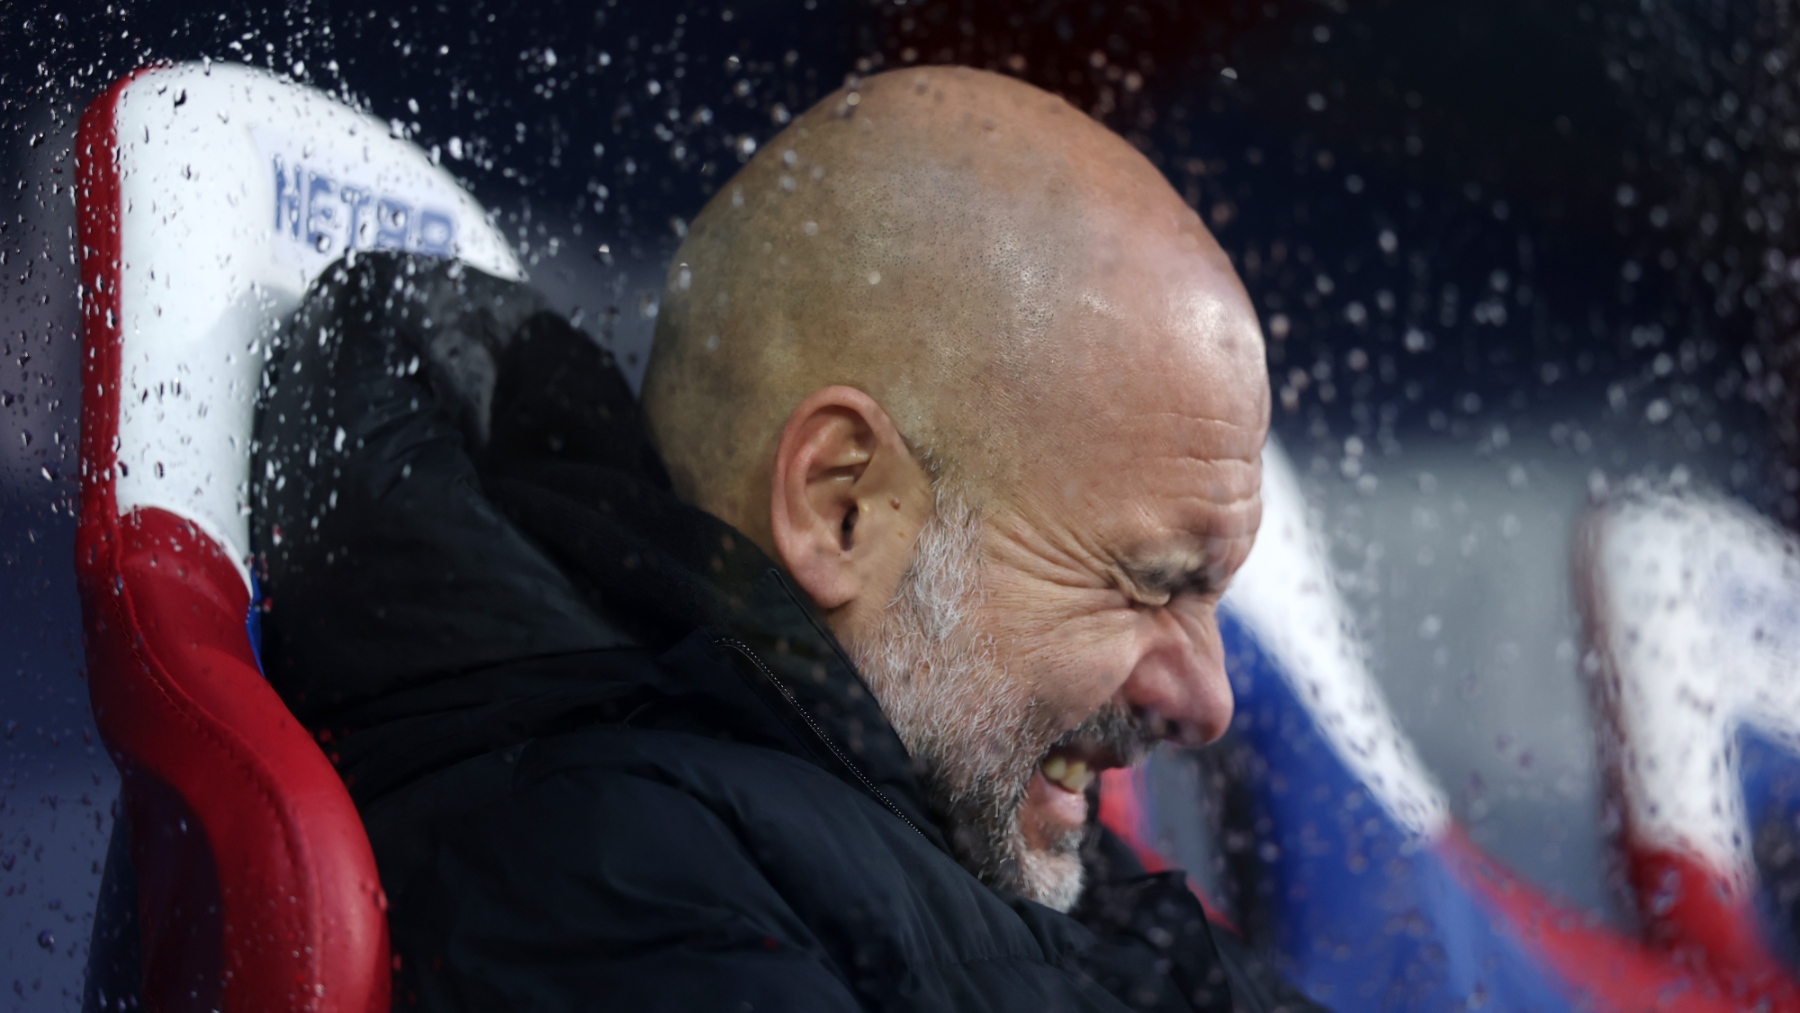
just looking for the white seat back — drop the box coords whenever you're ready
[100,62,522,587]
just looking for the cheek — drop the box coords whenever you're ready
[978,582,1144,717]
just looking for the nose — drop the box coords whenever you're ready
[1117,606,1234,747]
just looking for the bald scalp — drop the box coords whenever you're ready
[643,67,1182,537]
[648,71,1108,528]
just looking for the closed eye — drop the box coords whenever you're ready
[1116,560,1215,609]
[1123,587,1172,610]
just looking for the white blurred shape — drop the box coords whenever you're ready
[1578,490,1800,895]
[1222,437,1452,839]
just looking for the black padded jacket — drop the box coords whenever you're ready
[250,253,1324,1013]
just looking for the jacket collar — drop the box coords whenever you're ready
[705,566,946,849]
[480,458,950,853]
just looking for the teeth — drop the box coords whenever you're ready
[1040,756,1094,793]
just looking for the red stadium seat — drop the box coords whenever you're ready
[75,63,522,1012]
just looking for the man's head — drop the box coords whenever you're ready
[642,67,1269,910]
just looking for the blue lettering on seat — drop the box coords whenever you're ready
[272,156,459,259]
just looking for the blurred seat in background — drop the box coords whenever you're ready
[1103,445,1800,1012]
[1577,489,1800,991]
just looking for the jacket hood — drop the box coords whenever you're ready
[254,253,946,852]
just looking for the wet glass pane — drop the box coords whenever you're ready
[4,0,1796,1008]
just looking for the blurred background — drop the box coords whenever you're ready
[2,0,1795,1006]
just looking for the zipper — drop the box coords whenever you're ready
[714,635,929,842]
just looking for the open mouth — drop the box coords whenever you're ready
[1025,704,1156,839]
[1037,744,1115,794]
[1033,704,1154,797]
[1025,740,1124,842]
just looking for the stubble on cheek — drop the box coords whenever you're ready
[845,486,1091,908]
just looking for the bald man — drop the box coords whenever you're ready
[254,66,1310,1013]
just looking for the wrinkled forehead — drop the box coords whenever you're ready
[1034,217,1268,453]
[1052,366,1267,522]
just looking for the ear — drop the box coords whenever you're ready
[769,386,933,619]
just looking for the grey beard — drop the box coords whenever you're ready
[845,485,1154,911]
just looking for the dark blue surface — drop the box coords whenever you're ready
[245,572,263,674]
[1739,725,1800,969]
